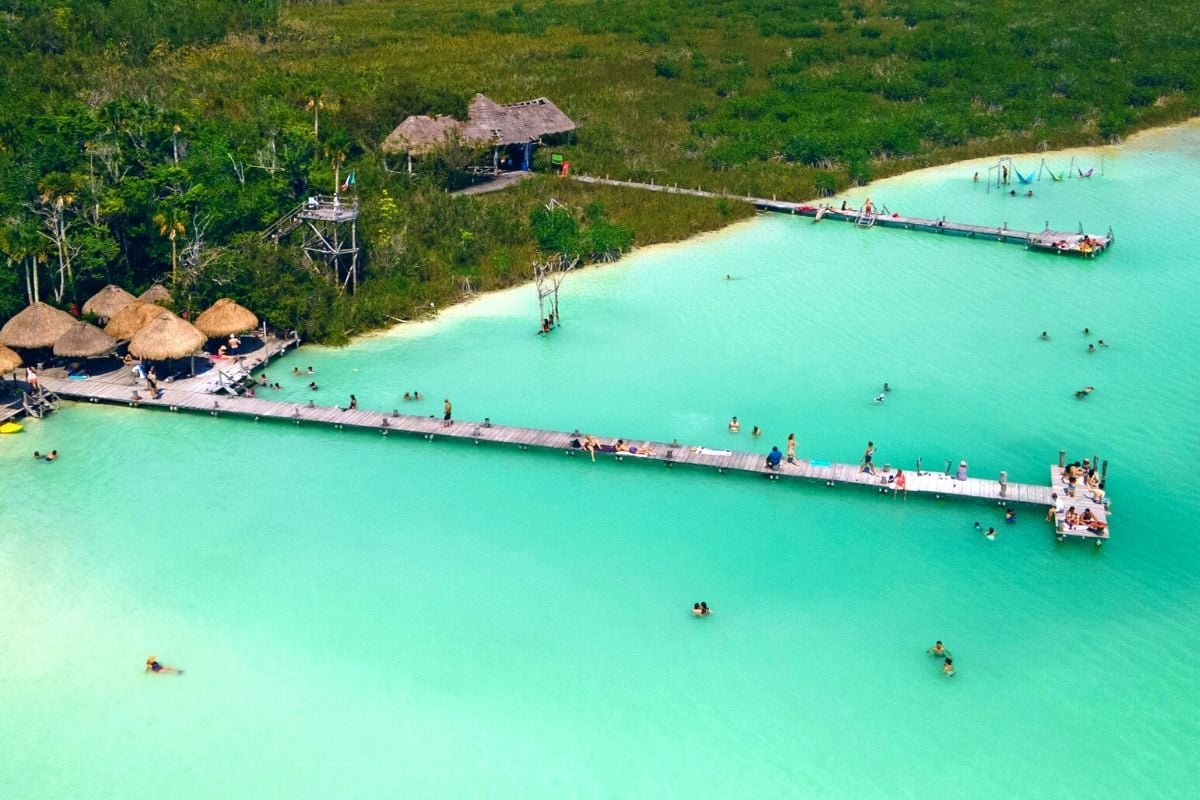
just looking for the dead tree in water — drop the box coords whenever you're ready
[533,254,577,329]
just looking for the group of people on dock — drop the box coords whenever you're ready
[572,434,656,462]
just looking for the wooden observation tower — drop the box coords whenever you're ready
[263,192,361,292]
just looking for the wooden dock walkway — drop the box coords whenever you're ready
[572,175,1112,257]
[36,373,1111,545]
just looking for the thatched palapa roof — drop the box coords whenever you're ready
[0,302,77,349]
[104,301,165,340]
[381,114,460,155]
[82,284,136,319]
[382,94,575,153]
[53,320,118,358]
[138,284,172,306]
[194,298,258,338]
[129,312,205,360]
[0,344,21,374]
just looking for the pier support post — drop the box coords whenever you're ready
[999,471,1008,498]
[1058,450,1066,468]
[1102,460,1108,480]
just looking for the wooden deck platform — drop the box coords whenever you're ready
[35,373,1110,544]
[571,175,1112,257]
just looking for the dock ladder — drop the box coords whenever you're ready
[22,389,58,419]
[855,211,875,228]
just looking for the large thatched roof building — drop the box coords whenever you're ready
[0,344,21,374]
[382,94,575,172]
[194,298,258,338]
[105,301,165,341]
[129,312,205,360]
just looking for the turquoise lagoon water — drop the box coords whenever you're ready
[3,124,1200,798]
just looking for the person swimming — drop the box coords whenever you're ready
[882,382,891,393]
[942,658,955,676]
[985,526,996,540]
[145,656,182,675]
[873,393,885,403]
[974,521,982,531]
[728,416,740,433]
[928,641,951,658]
[1088,343,1095,353]
[751,425,761,437]
[700,602,710,616]
[293,367,301,376]
[1075,385,1095,399]
[1040,331,1049,340]
[1005,508,1016,524]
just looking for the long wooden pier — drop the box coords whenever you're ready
[35,373,1111,545]
[572,175,1112,257]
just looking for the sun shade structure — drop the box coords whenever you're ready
[104,301,164,340]
[0,344,22,373]
[193,298,259,338]
[138,284,172,306]
[53,320,118,358]
[128,312,205,360]
[0,302,77,349]
[382,94,575,153]
[81,285,136,319]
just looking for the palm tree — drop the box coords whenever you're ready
[305,91,326,141]
[1,220,49,304]
[153,210,186,285]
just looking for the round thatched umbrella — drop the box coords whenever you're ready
[138,284,172,306]
[194,298,259,338]
[104,301,164,340]
[129,312,206,360]
[82,284,136,320]
[53,320,118,358]
[0,302,77,349]
[0,344,22,374]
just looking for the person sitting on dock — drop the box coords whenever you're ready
[245,387,256,398]
[894,468,907,499]
[1064,506,1081,529]
[583,434,600,461]
[1075,385,1095,399]
[348,394,358,410]
[728,416,740,433]
[955,460,968,481]
[228,335,240,352]
[766,446,783,470]
[928,641,951,658]
[1045,492,1064,522]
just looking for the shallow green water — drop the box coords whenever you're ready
[3,125,1199,799]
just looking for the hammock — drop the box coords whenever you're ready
[1048,169,1063,182]
[1078,167,1094,178]
[1014,167,1035,184]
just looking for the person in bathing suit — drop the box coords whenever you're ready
[145,656,182,675]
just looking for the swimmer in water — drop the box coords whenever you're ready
[1075,385,1095,399]
[145,656,182,675]
[700,602,711,616]
[1040,331,1049,340]
[728,416,740,433]
[1082,327,1090,335]
[974,521,982,531]
[1088,344,1095,353]
[1005,508,1016,524]
[928,641,951,657]
[726,274,733,280]
[292,367,301,376]
[693,602,704,616]
[751,425,761,437]
[985,526,996,540]
[943,658,955,676]
[1098,339,1108,347]
[873,393,885,403]
[882,382,891,393]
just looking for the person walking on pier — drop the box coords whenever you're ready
[861,441,876,475]
[786,433,797,464]
[443,398,453,426]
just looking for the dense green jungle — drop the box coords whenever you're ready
[1,0,1197,342]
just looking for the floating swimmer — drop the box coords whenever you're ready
[942,658,955,676]
[145,656,183,675]
[1075,385,1095,399]
[873,393,885,404]
[985,526,996,540]
[928,641,952,658]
